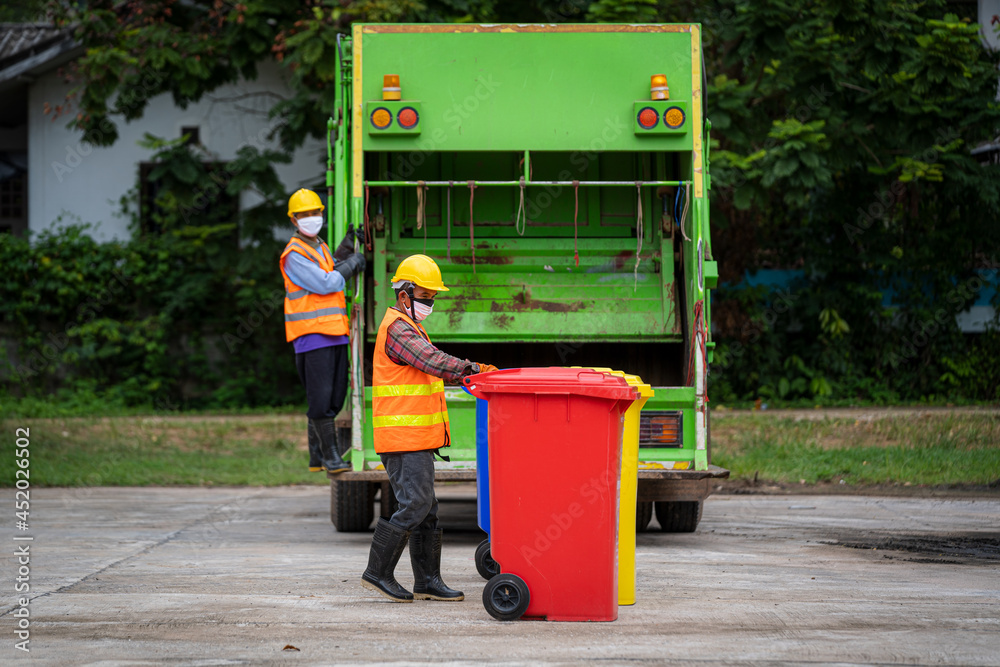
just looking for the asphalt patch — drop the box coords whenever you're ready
[830,532,1000,564]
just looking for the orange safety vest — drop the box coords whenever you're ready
[372,308,450,454]
[279,237,349,342]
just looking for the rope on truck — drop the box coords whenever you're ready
[416,180,427,254]
[468,181,477,274]
[446,181,453,260]
[515,177,527,237]
[634,182,644,292]
[363,182,374,252]
[573,180,580,267]
[686,298,708,405]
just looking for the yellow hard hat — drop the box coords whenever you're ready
[288,188,325,217]
[391,254,449,292]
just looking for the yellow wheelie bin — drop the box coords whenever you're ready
[575,367,653,606]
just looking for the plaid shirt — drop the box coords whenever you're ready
[385,309,475,382]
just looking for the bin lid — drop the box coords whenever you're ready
[464,367,637,402]
[571,367,654,398]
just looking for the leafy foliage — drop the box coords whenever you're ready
[19,0,1000,408]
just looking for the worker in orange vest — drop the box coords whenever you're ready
[361,255,496,603]
[279,188,366,475]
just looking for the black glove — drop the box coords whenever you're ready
[333,229,356,261]
[334,252,366,280]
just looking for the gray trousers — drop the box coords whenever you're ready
[380,450,439,532]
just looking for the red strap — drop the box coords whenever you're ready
[468,181,476,274]
[573,180,580,267]
[363,182,373,251]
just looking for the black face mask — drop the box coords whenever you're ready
[400,286,434,321]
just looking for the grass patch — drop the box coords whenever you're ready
[1,415,326,486]
[711,412,1000,486]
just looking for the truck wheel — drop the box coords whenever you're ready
[655,500,703,533]
[636,501,653,532]
[475,539,500,580]
[330,479,374,532]
[483,573,530,621]
[378,481,398,520]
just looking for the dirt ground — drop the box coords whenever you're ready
[3,484,998,665]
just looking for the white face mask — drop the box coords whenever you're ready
[412,300,434,322]
[296,215,324,237]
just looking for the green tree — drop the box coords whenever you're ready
[29,0,1000,406]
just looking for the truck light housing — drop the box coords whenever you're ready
[383,74,401,100]
[366,101,423,135]
[370,107,393,130]
[650,74,669,100]
[633,100,687,135]
[637,107,659,129]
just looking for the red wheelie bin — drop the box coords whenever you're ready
[463,367,637,622]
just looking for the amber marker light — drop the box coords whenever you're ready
[650,74,669,100]
[664,106,685,129]
[383,74,401,101]
[371,107,392,129]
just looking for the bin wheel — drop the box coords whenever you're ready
[483,573,530,622]
[475,539,500,581]
[636,501,653,533]
[655,500,703,533]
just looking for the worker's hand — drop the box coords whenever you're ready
[334,252,366,280]
[333,229,354,261]
[476,363,499,373]
[334,227,367,261]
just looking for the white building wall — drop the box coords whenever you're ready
[28,60,325,241]
[980,0,1000,50]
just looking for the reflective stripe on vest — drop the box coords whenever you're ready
[371,412,447,428]
[371,381,445,398]
[279,237,349,342]
[372,308,450,454]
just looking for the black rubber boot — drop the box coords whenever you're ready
[410,528,465,601]
[315,417,350,474]
[306,420,323,472]
[361,518,413,602]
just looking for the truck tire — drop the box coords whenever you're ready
[655,500,703,533]
[330,479,374,532]
[636,501,653,532]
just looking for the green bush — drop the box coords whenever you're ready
[0,138,305,412]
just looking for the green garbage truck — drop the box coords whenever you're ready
[324,22,729,533]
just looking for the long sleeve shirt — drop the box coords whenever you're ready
[384,309,476,382]
[283,232,348,353]
[283,236,346,296]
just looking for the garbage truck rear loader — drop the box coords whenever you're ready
[326,23,729,533]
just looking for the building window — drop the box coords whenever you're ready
[0,173,25,218]
[139,161,240,239]
[0,163,27,237]
[181,126,201,146]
